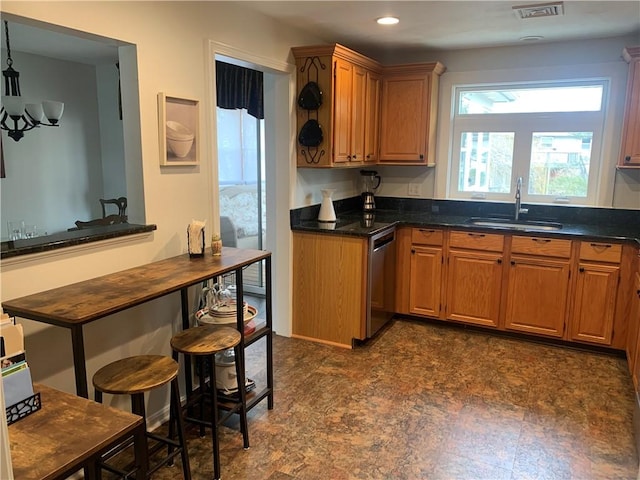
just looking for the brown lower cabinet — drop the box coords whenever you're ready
[397,227,632,351]
[409,246,443,317]
[504,255,571,337]
[628,271,640,389]
[445,231,504,328]
[570,242,622,345]
[291,231,368,348]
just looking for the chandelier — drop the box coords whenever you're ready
[1,20,64,142]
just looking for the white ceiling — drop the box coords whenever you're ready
[2,1,639,65]
[244,0,640,58]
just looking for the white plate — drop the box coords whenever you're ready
[210,301,248,315]
[196,304,257,326]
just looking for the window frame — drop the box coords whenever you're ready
[449,79,609,205]
[434,62,629,208]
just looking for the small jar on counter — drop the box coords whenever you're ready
[211,233,222,256]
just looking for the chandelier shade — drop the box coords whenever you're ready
[1,20,64,141]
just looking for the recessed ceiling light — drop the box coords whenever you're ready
[519,35,544,41]
[376,16,399,25]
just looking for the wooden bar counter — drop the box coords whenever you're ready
[1,248,272,399]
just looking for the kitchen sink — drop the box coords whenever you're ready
[466,217,563,231]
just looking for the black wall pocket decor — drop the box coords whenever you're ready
[298,56,326,164]
[298,81,323,110]
[298,119,323,147]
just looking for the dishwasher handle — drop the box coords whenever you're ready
[373,230,395,252]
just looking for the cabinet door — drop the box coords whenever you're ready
[409,246,443,317]
[619,52,640,167]
[363,70,381,164]
[571,263,619,345]
[445,250,503,328]
[333,58,353,164]
[292,232,367,347]
[379,74,429,163]
[351,65,367,163]
[631,272,640,389]
[505,257,570,337]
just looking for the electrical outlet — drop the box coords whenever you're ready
[408,183,421,196]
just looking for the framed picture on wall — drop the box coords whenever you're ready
[158,93,199,166]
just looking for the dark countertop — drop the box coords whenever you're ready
[292,208,640,245]
[1,223,157,259]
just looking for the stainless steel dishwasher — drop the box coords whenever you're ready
[367,227,396,337]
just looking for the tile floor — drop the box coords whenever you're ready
[149,318,638,480]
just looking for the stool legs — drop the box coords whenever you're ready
[94,378,190,479]
[207,353,222,480]
[198,357,207,437]
[170,377,191,480]
[233,343,249,449]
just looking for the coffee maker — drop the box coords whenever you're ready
[360,170,381,212]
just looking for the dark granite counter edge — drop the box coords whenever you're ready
[1,223,157,259]
[290,197,640,245]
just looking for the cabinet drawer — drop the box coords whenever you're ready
[411,228,444,246]
[511,236,572,258]
[579,241,622,263]
[449,231,504,252]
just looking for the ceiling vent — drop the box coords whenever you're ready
[513,1,564,19]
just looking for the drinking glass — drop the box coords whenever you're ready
[8,221,24,240]
[24,224,37,238]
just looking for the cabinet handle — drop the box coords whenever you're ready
[347,155,351,160]
[625,156,631,162]
[532,238,551,243]
[419,229,436,234]
[590,243,611,249]
[411,249,415,254]
[352,154,357,160]
[579,267,585,273]
[366,154,371,160]
[419,154,424,160]
[468,233,486,237]
[637,289,640,297]
[497,259,502,264]
[510,260,516,266]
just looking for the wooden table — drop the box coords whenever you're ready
[1,248,273,399]
[8,383,147,480]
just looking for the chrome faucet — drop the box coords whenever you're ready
[515,177,528,220]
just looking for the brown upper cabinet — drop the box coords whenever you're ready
[292,44,382,167]
[292,44,445,168]
[378,63,446,165]
[619,46,640,168]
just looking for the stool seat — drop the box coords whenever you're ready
[93,355,178,395]
[171,325,240,356]
[92,355,191,479]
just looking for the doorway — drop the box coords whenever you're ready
[215,58,268,299]
[209,44,293,337]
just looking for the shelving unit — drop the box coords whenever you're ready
[192,255,274,415]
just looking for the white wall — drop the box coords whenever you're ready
[0,1,323,420]
[0,50,104,236]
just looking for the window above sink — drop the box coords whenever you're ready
[449,80,607,207]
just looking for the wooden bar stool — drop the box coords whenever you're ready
[170,325,248,480]
[92,355,191,479]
